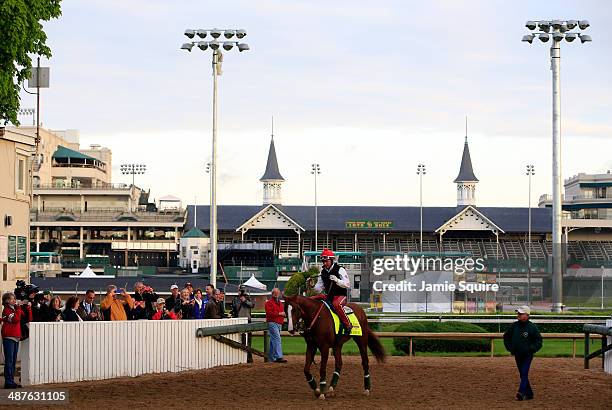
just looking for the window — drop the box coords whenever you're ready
[16,157,26,192]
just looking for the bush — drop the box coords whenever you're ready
[477,322,583,334]
[393,321,490,354]
[283,267,319,296]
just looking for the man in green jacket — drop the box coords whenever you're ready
[503,305,542,401]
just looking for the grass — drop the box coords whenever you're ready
[252,336,596,358]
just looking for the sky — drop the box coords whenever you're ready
[17,0,612,207]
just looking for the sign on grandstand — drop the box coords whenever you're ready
[345,220,394,229]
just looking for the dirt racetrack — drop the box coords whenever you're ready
[32,356,612,409]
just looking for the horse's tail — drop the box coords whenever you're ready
[366,328,386,363]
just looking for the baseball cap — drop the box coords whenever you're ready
[156,298,165,305]
[515,305,530,315]
[170,285,179,290]
[185,282,193,287]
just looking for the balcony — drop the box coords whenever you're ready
[34,182,132,191]
[30,209,186,224]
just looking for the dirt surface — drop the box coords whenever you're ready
[19,356,612,409]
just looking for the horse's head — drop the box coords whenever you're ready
[283,294,304,336]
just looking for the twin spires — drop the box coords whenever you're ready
[455,117,478,207]
[260,117,284,205]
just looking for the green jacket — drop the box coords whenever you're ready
[503,320,542,357]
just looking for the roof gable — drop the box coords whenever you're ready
[183,227,208,238]
[236,204,304,233]
[436,205,504,235]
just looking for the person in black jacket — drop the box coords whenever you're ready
[47,296,63,322]
[165,285,181,312]
[63,296,82,322]
[132,282,158,320]
[503,305,542,401]
[176,288,195,319]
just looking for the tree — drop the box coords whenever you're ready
[0,0,62,125]
[284,267,319,297]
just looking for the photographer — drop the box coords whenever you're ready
[231,285,255,320]
[77,289,103,321]
[151,298,177,320]
[31,292,49,322]
[2,292,32,388]
[47,296,63,322]
[132,282,158,320]
[101,285,134,321]
[176,288,195,319]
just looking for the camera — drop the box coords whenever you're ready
[14,280,39,301]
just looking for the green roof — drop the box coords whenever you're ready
[183,227,208,238]
[52,145,98,162]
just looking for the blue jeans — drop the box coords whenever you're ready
[515,355,533,397]
[3,338,19,387]
[268,322,283,361]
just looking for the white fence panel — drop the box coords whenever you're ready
[606,319,612,375]
[20,319,247,386]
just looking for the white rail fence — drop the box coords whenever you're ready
[606,319,612,375]
[19,318,247,386]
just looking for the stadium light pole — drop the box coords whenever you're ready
[526,164,535,306]
[181,28,249,288]
[522,19,591,312]
[417,164,426,251]
[120,163,146,187]
[311,163,321,252]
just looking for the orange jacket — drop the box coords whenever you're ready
[101,293,134,321]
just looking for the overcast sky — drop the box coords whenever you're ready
[19,0,612,207]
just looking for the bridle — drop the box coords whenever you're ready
[288,297,325,334]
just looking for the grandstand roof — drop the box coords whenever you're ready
[260,137,284,181]
[454,138,478,183]
[186,205,552,233]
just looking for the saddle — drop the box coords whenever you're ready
[321,301,362,336]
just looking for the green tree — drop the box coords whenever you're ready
[0,0,62,125]
[284,267,319,297]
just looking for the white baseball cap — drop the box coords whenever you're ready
[170,284,179,290]
[515,305,531,315]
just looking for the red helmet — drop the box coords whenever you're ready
[320,248,335,260]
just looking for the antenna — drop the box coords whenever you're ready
[271,115,274,140]
[465,116,468,143]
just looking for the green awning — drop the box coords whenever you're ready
[52,145,99,162]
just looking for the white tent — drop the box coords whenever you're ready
[243,274,267,290]
[78,264,97,278]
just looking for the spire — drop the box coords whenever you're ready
[260,117,285,181]
[454,117,478,183]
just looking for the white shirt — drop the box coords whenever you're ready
[314,263,350,293]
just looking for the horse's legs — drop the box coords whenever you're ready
[356,335,371,396]
[318,345,330,399]
[328,343,343,397]
[304,341,318,395]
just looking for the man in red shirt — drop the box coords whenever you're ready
[265,288,286,363]
[2,292,32,388]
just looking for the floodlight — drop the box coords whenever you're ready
[578,20,590,30]
[553,33,564,42]
[197,41,208,51]
[181,43,194,51]
[551,20,563,30]
[222,42,234,51]
[564,33,577,42]
[525,21,537,30]
[566,20,578,29]
[224,30,235,39]
[579,34,592,43]
[538,33,550,42]
[184,29,195,39]
[237,43,250,52]
[196,29,207,39]
[209,40,220,50]
[236,29,247,39]
[522,34,535,43]
[538,21,550,32]
[559,23,568,33]
[210,29,222,39]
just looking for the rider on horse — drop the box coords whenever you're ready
[313,248,352,335]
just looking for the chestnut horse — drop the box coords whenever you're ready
[284,294,385,400]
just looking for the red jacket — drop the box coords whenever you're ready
[151,309,177,320]
[2,304,31,339]
[265,298,285,325]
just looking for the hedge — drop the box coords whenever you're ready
[283,267,319,296]
[393,321,490,353]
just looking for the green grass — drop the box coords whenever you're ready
[253,336,595,358]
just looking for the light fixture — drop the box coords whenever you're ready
[538,33,550,42]
[564,33,577,42]
[184,29,195,39]
[237,43,250,52]
[522,34,535,43]
[578,20,590,30]
[538,21,550,32]
[196,29,207,39]
[235,29,247,39]
[181,43,194,51]
[525,21,537,30]
[551,20,563,30]
[224,30,235,39]
[553,33,564,42]
[197,41,208,50]
[222,42,234,51]
[566,20,578,30]
[579,34,592,43]
[210,29,222,39]
[209,40,220,50]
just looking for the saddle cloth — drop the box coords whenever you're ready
[322,301,363,336]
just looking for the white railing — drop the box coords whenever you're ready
[20,318,247,385]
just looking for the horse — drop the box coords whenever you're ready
[283,294,386,400]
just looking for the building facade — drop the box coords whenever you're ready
[0,128,36,293]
